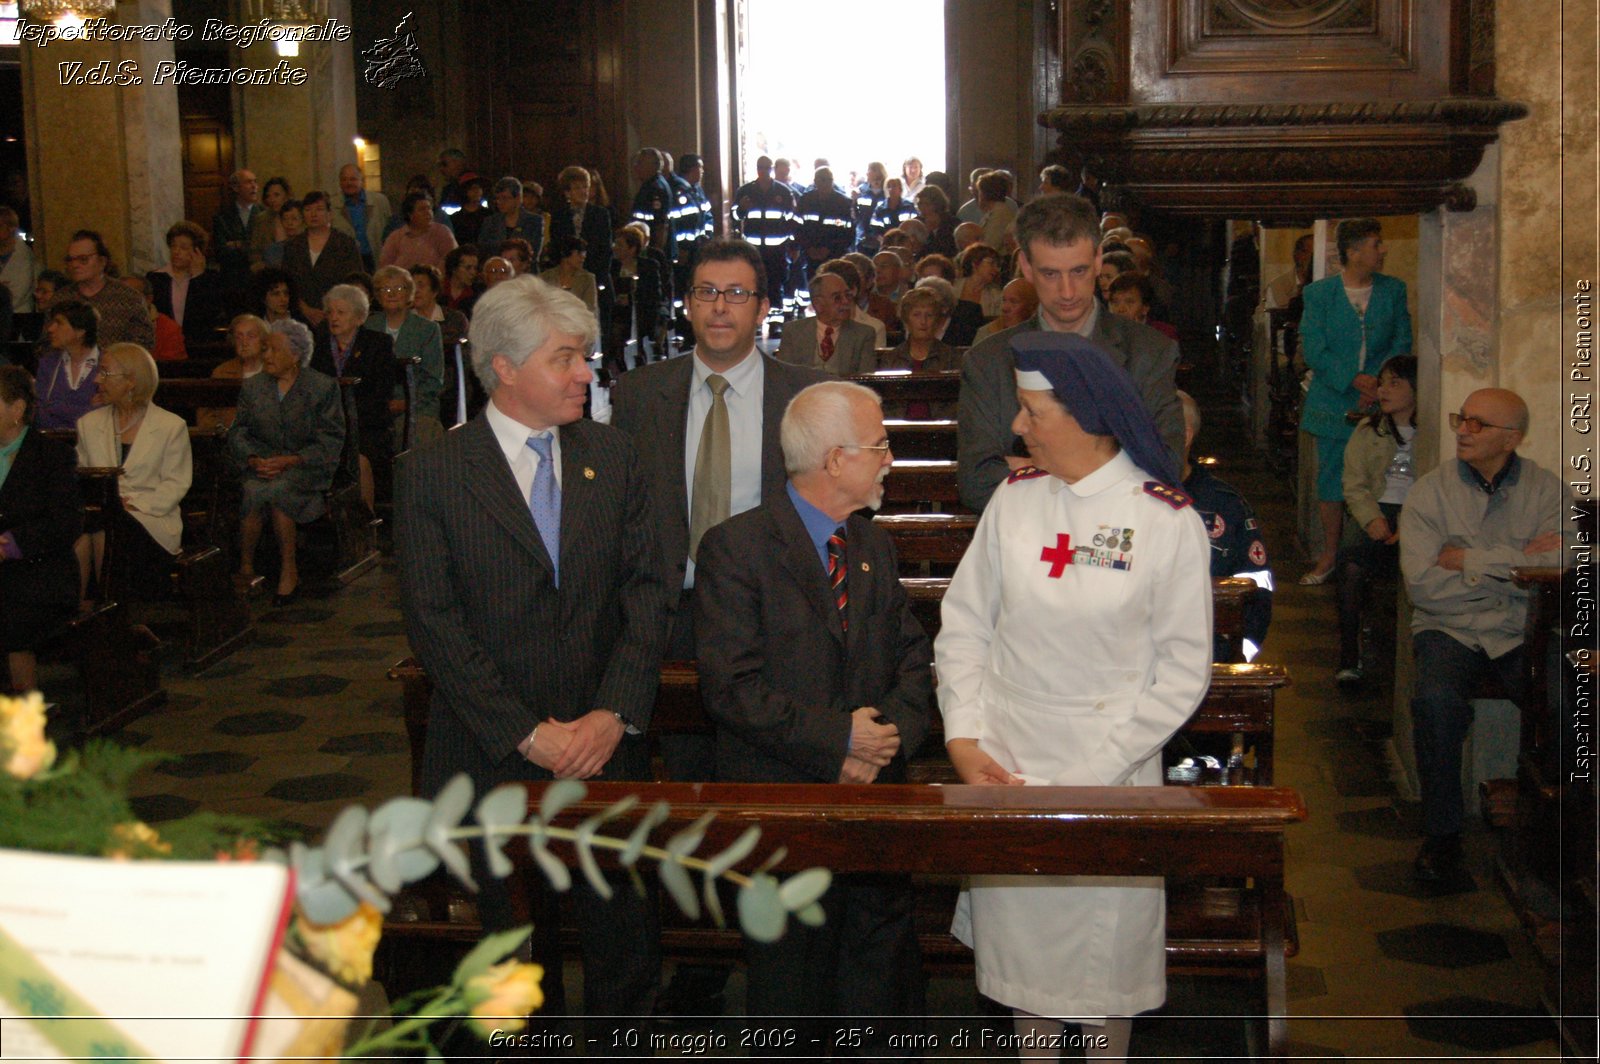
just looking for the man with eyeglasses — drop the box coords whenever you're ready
[61,230,152,349]
[1400,388,1563,882]
[610,238,824,1020]
[776,270,877,377]
[694,379,930,1048]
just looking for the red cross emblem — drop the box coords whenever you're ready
[1040,533,1074,578]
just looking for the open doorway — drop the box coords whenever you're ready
[737,0,945,192]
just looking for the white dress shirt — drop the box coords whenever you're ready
[486,397,562,502]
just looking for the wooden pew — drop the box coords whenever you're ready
[390,657,1287,794]
[378,781,1304,1059]
[33,468,167,733]
[848,369,962,410]
[882,418,958,460]
[881,459,964,513]
[157,376,380,585]
[46,429,256,669]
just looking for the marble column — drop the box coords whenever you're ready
[19,0,184,273]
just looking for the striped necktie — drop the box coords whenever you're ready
[820,325,835,362]
[827,528,848,631]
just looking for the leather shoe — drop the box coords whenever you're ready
[272,586,299,608]
[1413,835,1463,883]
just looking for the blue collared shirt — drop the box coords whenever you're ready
[344,192,371,255]
[787,481,844,572]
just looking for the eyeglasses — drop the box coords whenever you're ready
[689,285,757,305]
[64,254,96,265]
[377,285,411,295]
[838,441,892,454]
[1449,412,1517,434]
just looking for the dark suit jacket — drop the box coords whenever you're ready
[0,427,82,645]
[311,325,397,458]
[211,203,263,281]
[146,269,225,347]
[281,229,365,312]
[547,203,614,281]
[957,310,1184,512]
[396,414,669,795]
[610,353,827,598]
[694,492,933,784]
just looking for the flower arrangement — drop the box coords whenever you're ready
[1,692,831,1057]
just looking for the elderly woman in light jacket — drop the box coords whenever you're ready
[75,342,193,603]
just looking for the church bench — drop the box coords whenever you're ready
[156,377,380,585]
[45,430,256,670]
[388,657,1287,795]
[882,418,958,460]
[31,468,167,733]
[156,357,233,380]
[881,459,965,513]
[383,782,1305,1059]
[847,369,962,410]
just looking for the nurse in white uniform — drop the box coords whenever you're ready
[936,331,1213,1061]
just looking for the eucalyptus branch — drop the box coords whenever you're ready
[271,775,831,943]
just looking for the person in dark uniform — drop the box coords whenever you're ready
[1178,390,1273,661]
[731,156,798,333]
[630,148,675,264]
[854,161,887,252]
[663,151,700,346]
[796,168,857,289]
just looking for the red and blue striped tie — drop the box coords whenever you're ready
[827,529,848,631]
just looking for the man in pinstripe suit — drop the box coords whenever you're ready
[395,275,668,1042]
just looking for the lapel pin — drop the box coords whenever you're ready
[583,467,596,480]
[860,561,870,572]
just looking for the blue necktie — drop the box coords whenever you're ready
[526,434,560,586]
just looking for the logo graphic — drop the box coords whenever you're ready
[361,11,426,88]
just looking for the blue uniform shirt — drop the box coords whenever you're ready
[1184,465,1273,661]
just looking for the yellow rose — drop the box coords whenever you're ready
[0,691,56,780]
[464,960,544,1037]
[295,902,383,986]
[105,821,172,860]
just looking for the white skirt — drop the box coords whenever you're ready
[951,669,1167,1020]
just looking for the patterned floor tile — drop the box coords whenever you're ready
[129,793,201,823]
[214,710,308,736]
[1402,995,1555,1050]
[349,620,409,638]
[1353,858,1479,899]
[1376,923,1512,967]
[154,750,259,778]
[265,772,375,803]
[319,732,409,756]
[259,673,352,698]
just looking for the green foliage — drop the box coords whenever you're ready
[280,774,832,943]
[0,742,271,859]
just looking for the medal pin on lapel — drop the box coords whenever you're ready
[860,562,870,572]
[583,467,596,480]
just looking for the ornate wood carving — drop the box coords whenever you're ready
[1044,0,1522,218]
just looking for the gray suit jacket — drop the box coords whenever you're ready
[775,317,878,376]
[957,311,1184,512]
[610,352,827,598]
[395,414,669,795]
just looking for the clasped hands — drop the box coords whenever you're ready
[1436,531,1559,571]
[247,454,299,481]
[840,706,900,784]
[520,709,625,780]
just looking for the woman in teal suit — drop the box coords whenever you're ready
[1298,218,1412,583]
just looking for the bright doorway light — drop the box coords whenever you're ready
[743,0,945,190]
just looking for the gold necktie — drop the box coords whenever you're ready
[688,374,731,560]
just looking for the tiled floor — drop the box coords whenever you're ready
[32,371,1565,1059]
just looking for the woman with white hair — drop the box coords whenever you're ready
[229,330,345,605]
[366,265,444,449]
[311,283,396,511]
[75,343,193,603]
